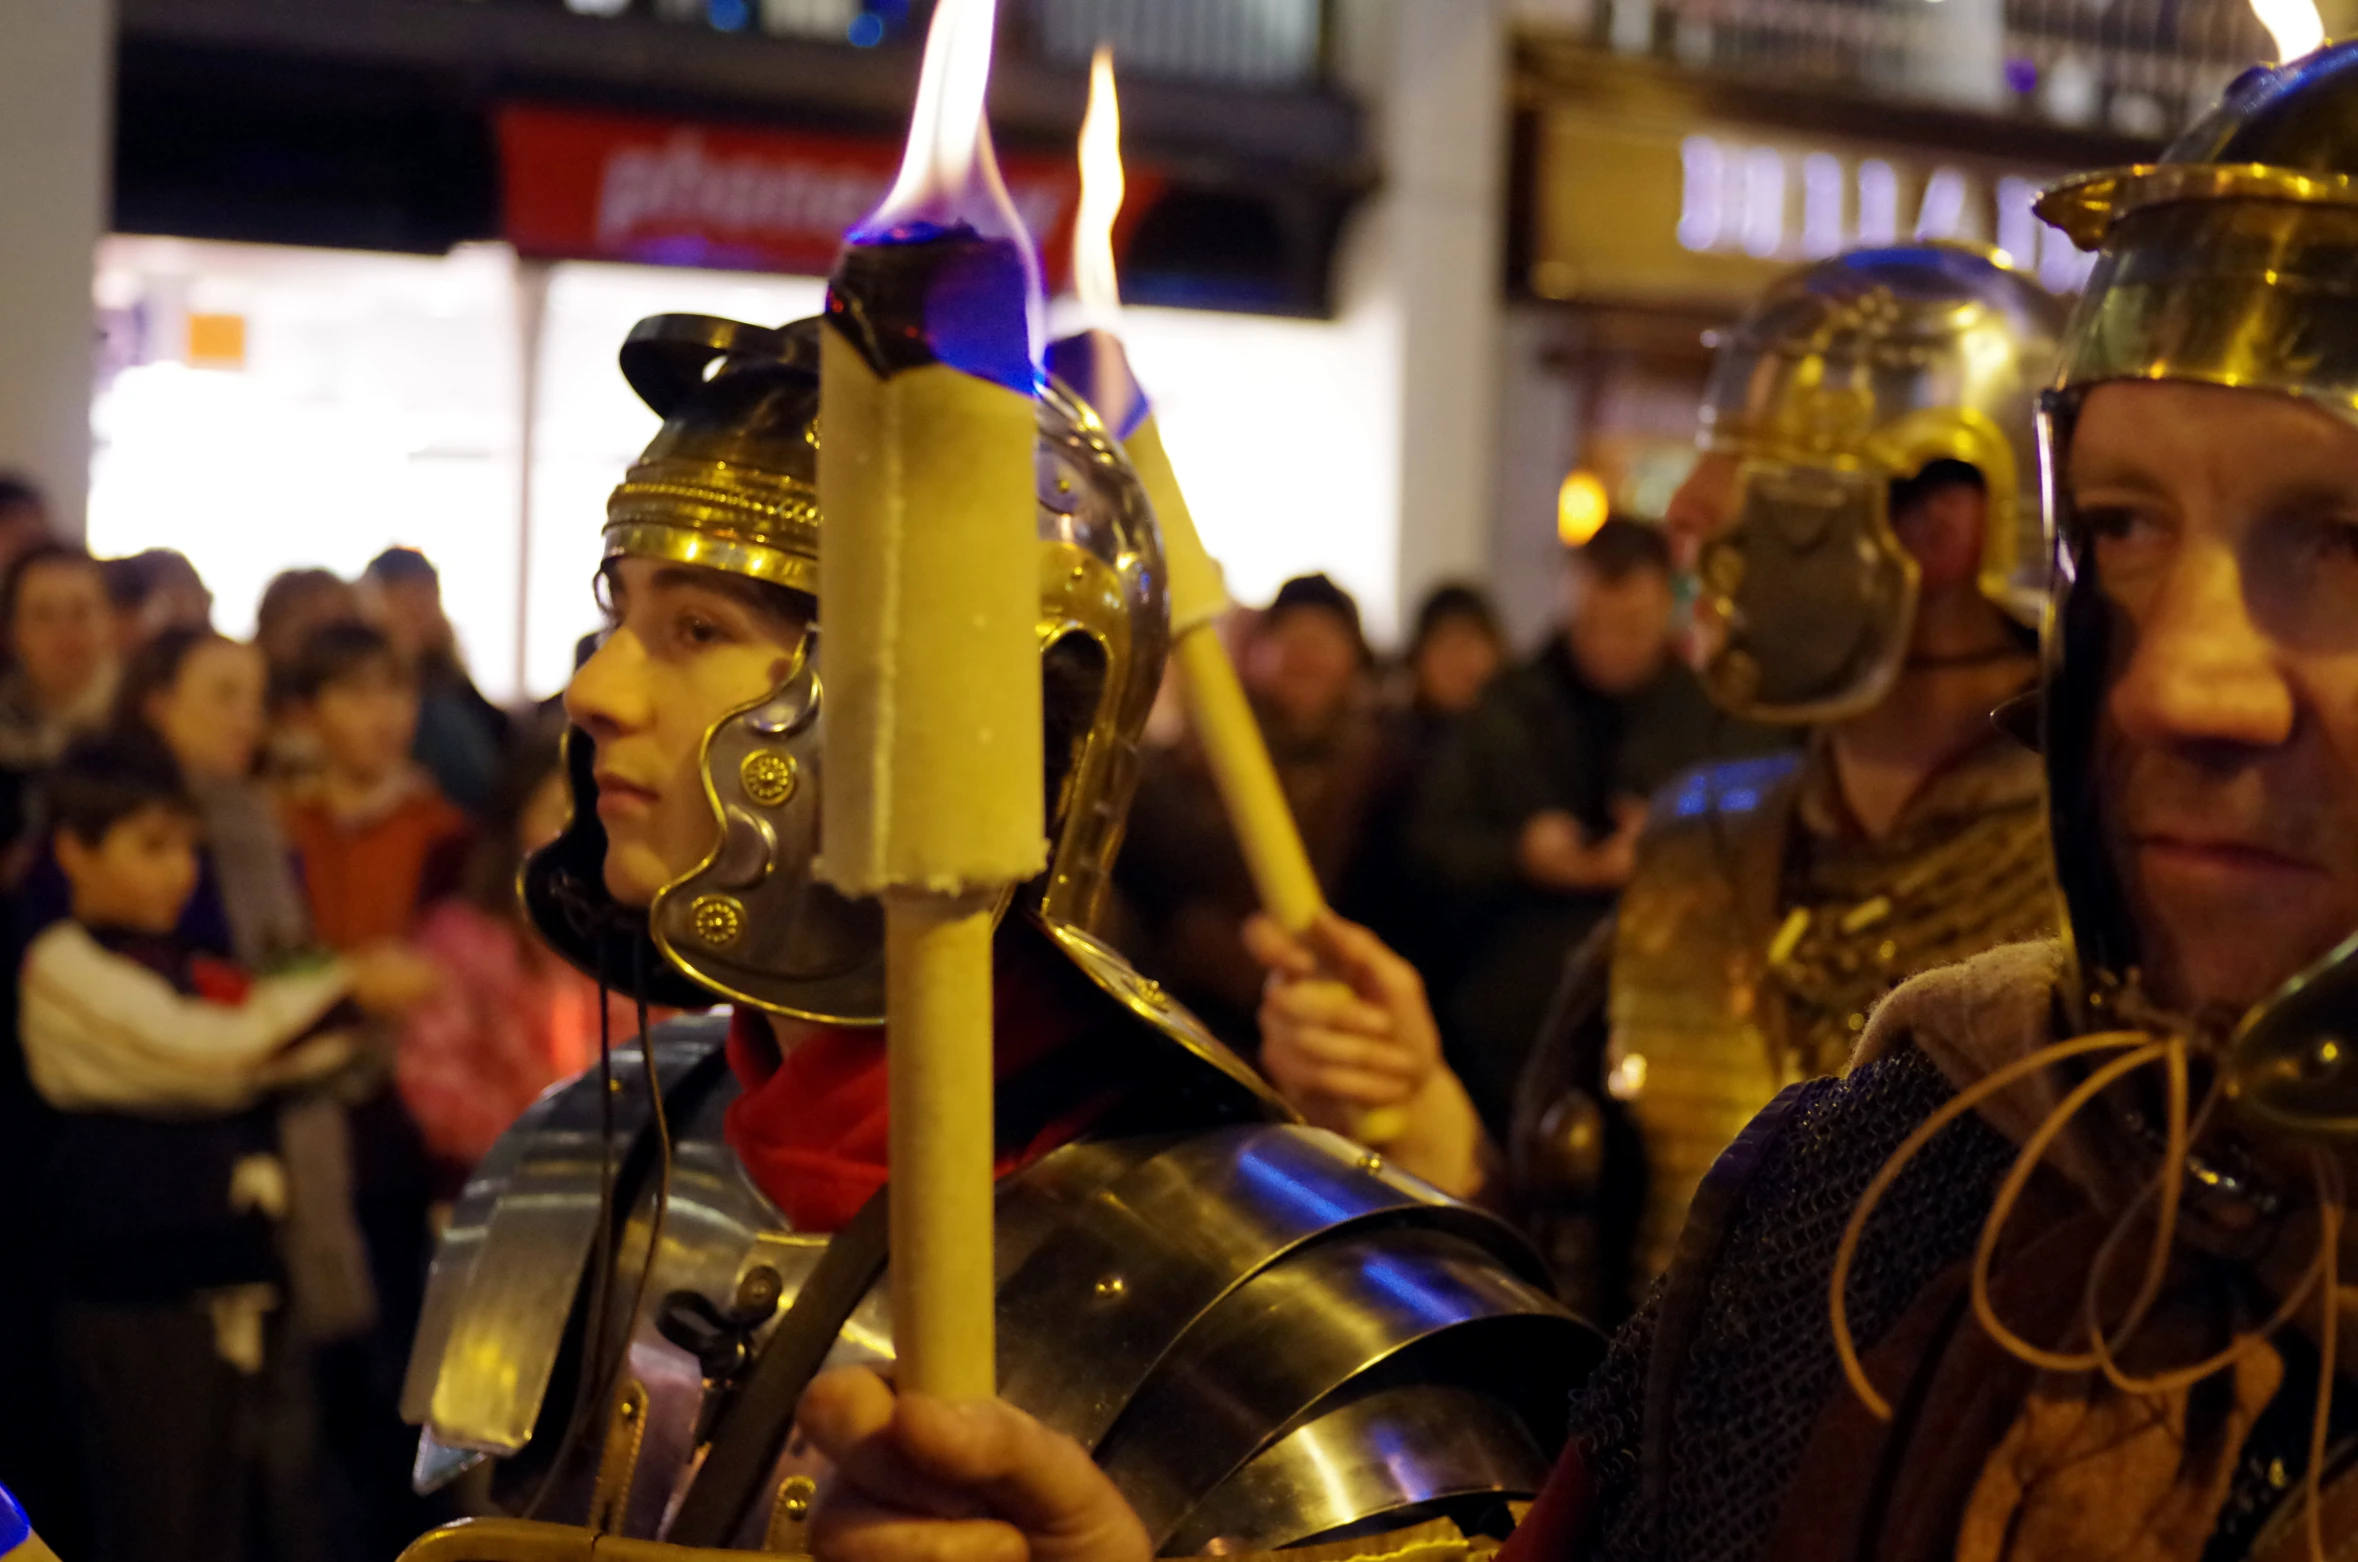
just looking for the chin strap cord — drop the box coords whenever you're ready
[573,944,677,1531]
[522,956,624,1521]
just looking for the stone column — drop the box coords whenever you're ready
[0,0,113,538]
[1335,0,1509,643]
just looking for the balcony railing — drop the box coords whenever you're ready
[1528,0,2279,134]
[502,0,1331,89]
[1026,0,1327,87]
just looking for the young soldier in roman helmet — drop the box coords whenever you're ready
[396,314,1592,1556]
[786,41,2358,1562]
[1251,242,2068,1322]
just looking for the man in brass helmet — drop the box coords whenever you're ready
[788,41,2358,1562]
[395,313,1593,1557]
[1250,242,2066,1322]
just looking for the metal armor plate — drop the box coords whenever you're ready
[406,1020,1599,1555]
[1606,755,1805,1286]
[1605,744,2055,1286]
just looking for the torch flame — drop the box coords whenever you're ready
[1074,45,1127,322]
[2251,0,2324,60]
[856,0,1030,252]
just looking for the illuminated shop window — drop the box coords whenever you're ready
[91,239,1404,699]
[91,238,527,695]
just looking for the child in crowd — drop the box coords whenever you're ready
[278,622,471,952]
[273,621,475,1556]
[18,733,431,1562]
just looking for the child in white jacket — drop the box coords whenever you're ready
[18,732,433,1562]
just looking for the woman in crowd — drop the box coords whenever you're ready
[0,545,118,857]
[115,628,310,963]
[1118,573,1381,1047]
[0,472,50,581]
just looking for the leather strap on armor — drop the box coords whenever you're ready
[667,1187,890,1545]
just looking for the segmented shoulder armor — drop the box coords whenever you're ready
[404,1013,1600,1554]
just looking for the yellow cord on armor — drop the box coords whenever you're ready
[2081,1050,2211,1395]
[1828,1030,2353,1562]
[1964,1042,2172,1372]
[1827,1031,2155,1418]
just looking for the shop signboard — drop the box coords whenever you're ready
[1522,103,2100,307]
[498,103,1148,282]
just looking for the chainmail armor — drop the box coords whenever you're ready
[1570,1042,2016,1562]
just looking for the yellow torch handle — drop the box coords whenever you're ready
[1172,627,1409,1146]
[1173,627,1324,932]
[884,891,1000,1401]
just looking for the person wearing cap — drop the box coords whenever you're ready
[785,42,2358,1562]
[1115,572,1381,1046]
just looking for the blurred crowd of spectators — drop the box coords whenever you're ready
[0,465,1778,1562]
[0,474,632,1562]
[1113,517,1783,1142]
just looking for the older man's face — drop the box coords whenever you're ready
[2072,381,2358,1018]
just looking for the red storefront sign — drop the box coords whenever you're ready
[498,103,1127,284]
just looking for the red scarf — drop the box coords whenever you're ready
[722,941,1110,1232]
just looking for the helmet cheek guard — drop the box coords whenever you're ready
[1698,457,1918,722]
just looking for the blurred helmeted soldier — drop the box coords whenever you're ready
[1516,245,2069,1315]
[790,41,2358,1562]
[1253,244,2069,1323]
[395,315,1594,1557]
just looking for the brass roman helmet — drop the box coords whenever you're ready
[1693,243,2067,723]
[523,313,1170,1024]
[2036,41,2358,1134]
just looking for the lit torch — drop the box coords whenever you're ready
[2250,0,2324,61]
[818,0,1044,1400]
[1047,52,1408,1145]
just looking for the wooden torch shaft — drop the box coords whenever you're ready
[1172,627,1413,1145]
[1173,627,1326,933]
[884,891,1000,1401]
